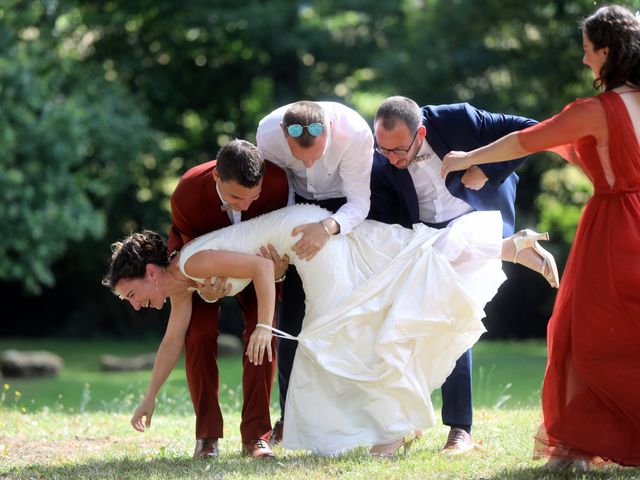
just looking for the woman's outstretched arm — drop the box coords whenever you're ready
[184,250,276,366]
[441,99,606,178]
[131,291,192,432]
[441,132,527,178]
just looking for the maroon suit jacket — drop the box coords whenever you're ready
[169,159,288,252]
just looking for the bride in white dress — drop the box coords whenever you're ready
[104,204,557,456]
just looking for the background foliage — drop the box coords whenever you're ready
[1,0,626,338]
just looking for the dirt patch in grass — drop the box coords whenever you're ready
[0,434,169,467]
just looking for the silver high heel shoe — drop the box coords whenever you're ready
[513,229,559,288]
[544,456,591,472]
[369,431,418,458]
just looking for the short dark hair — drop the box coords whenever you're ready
[215,139,265,188]
[375,96,423,133]
[282,101,325,147]
[582,5,640,90]
[102,230,168,291]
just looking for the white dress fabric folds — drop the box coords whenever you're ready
[178,204,506,454]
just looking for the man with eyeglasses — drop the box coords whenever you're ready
[256,100,374,444]
[369,95,536,455]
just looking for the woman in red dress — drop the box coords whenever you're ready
[442,4,640,470]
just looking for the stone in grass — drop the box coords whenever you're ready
[0,350,64,378]
[217,333,243,357]
[99,333,244,372]
[99,352,156,372]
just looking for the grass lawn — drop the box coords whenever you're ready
[1,338,639,479]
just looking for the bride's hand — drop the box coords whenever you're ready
[131,395,155,432]
[291,222,330,261]
[246,325,273,366]
[441,151,473,178]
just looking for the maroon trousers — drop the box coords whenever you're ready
[184,282,276,442]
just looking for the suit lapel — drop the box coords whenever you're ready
[423,108,466,200]
[423,109,449,160]
[391,166,420,224]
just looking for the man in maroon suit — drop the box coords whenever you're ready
[168,139,289,459]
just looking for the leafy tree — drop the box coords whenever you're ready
[1,0,623,338]
[0,1,158,295]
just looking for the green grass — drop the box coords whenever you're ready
[0,338,243,414]
[0,338,546,414]
[1,338,639,479]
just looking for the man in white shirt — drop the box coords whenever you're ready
[369,95,536,455]
[256,100,374,443]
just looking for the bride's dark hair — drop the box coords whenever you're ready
[582,4,640,90]
[102,230,169,291]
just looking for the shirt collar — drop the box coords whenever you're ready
[215,182,231,211]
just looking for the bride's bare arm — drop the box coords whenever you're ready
[131,291,192,432]
[184,250,276,365]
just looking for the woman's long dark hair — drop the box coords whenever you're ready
[582,5,640,90]
[102,230,169,291]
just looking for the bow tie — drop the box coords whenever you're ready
[409,152,433,165]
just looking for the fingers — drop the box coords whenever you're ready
[266,244,279,259]
[292,227,324,261]
[259,244,289,280]
[461,178,481,190]
[293,237,305,251]
[460,166,487,190]
[298,247,318,261]
[259,245,273,259]
[246,330,273,366]
[196,277,229,301]
[246,343,254,364]
[248,341,264,365]
[131,415,144,432]
[266,341,273,363]
[292,242,318,261]
[260,244,285,263]
[131,412,147,432]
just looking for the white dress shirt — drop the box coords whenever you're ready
[216,183,242,224]
[408,140,474,224]
[256,102,373,234]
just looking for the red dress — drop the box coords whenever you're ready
[518,91,640,465]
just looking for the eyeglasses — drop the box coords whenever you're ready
[286,123,324,138]
[374,129,419,156]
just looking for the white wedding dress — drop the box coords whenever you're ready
[178,204,506,454]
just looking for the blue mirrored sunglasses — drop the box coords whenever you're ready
[287,123,324,137]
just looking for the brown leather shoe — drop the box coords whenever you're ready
[441,427,474,455]
[193,438,219,459]
[268,418,283,446]
[242,439,276,459]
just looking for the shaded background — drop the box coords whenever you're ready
[1,0,618,340]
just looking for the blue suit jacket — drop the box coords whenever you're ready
[369,103,537,237]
